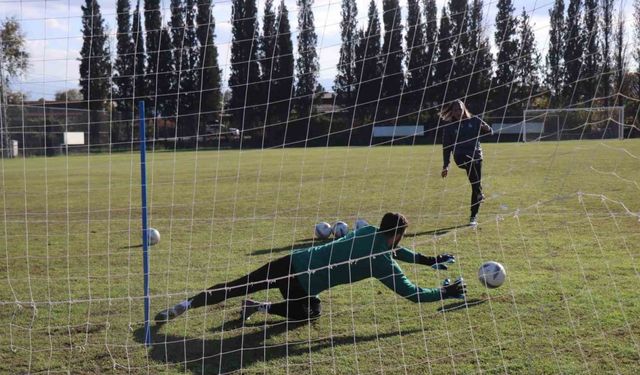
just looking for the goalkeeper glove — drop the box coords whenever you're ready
[431,253,456,270]
[440,277,467,299]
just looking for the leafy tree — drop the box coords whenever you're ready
[55,89,83,102]
[132,6,146,105]
[169,0,185,121]
[259,0,277,123]
[0,17,29,157]
[178,0,200,125]
[421,0,438,114]
[447,0,470,101]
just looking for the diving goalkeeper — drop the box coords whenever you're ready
[155,212,466,323]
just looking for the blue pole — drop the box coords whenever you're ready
[139,101,151,347]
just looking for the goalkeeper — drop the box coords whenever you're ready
[439,100,493,226]
[155,212,466,324]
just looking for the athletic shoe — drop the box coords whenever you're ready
[241,299,262,321]
[469,217,478,226]
[154,301,189,324]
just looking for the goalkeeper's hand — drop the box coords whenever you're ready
[440,278,467,300]
[431,253,456,270]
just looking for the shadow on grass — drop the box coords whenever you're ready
[251,239,331,256]
[438,298,487,313]
[407,224,472,238]
[135,319,423,374]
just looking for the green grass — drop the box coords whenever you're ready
[1,140,640,374]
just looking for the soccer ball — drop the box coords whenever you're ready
[148,228,161,246]
[332,221,349,239]
[354,219,369,230]
[314,222,332,239]
[477,261,506,288]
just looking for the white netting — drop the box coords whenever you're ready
[1,0,640,373]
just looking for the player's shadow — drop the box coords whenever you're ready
[250,239,330,256]
[136,320,424,374]
[407,224,471,238]
[438,298,486,313]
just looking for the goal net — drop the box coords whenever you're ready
[523,107,625,142]
[1,0,640,373]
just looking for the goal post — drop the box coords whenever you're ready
[523,106,625,142]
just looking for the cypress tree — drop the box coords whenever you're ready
[402,0,427,122]
[563,0,584,104]
[613,10,627,104]
[113,0,134,117]
[132,7,146,105]
[156,26,174,117]
[421,0,438,112]
[196,0,222,122]
[259,0,277,125]
[492,0,519,115]
[379,0,403,122]
[294,0,319,122]
[467,0,492,112]
[601,0,614,104]
[169,0,185,122]
[179,0,200,126]
[581,0,600,103]
[433,7,453,105]
[266,0,294,146]
[144,0,162,111]
[447,0,470,101]
[546,0,565,104]
[228,0,261,130]
[334,0,358,108]
[515,9,541,108]
[79,0,111,146]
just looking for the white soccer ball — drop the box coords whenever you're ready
[354,219,369,230]
[478,261,506,288]
[332,221,349,239]
[314,222,332,239]
[147,228,161,246]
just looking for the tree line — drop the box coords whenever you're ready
[40,0,640,146]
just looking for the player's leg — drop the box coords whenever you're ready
[469,160,483,223]
[155,255,292,323]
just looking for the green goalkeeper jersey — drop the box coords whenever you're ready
[290,226,441,302]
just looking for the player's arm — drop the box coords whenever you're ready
[373,257,464,302]
[478,118,493,135]
[393,247,455,270]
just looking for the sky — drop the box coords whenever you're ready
[0,0,635,100]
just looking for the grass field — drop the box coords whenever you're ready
[1,140,639,374]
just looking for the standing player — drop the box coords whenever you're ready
[155,213,466,324]
[439,100,493,226]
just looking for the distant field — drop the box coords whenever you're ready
[1,140,639,374]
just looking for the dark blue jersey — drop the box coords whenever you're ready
[442,117,492,168]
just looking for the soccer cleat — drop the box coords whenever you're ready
[154,300,189,324]
[241,299,263,321]
[477,193,485,203]
[469,217,478,226]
